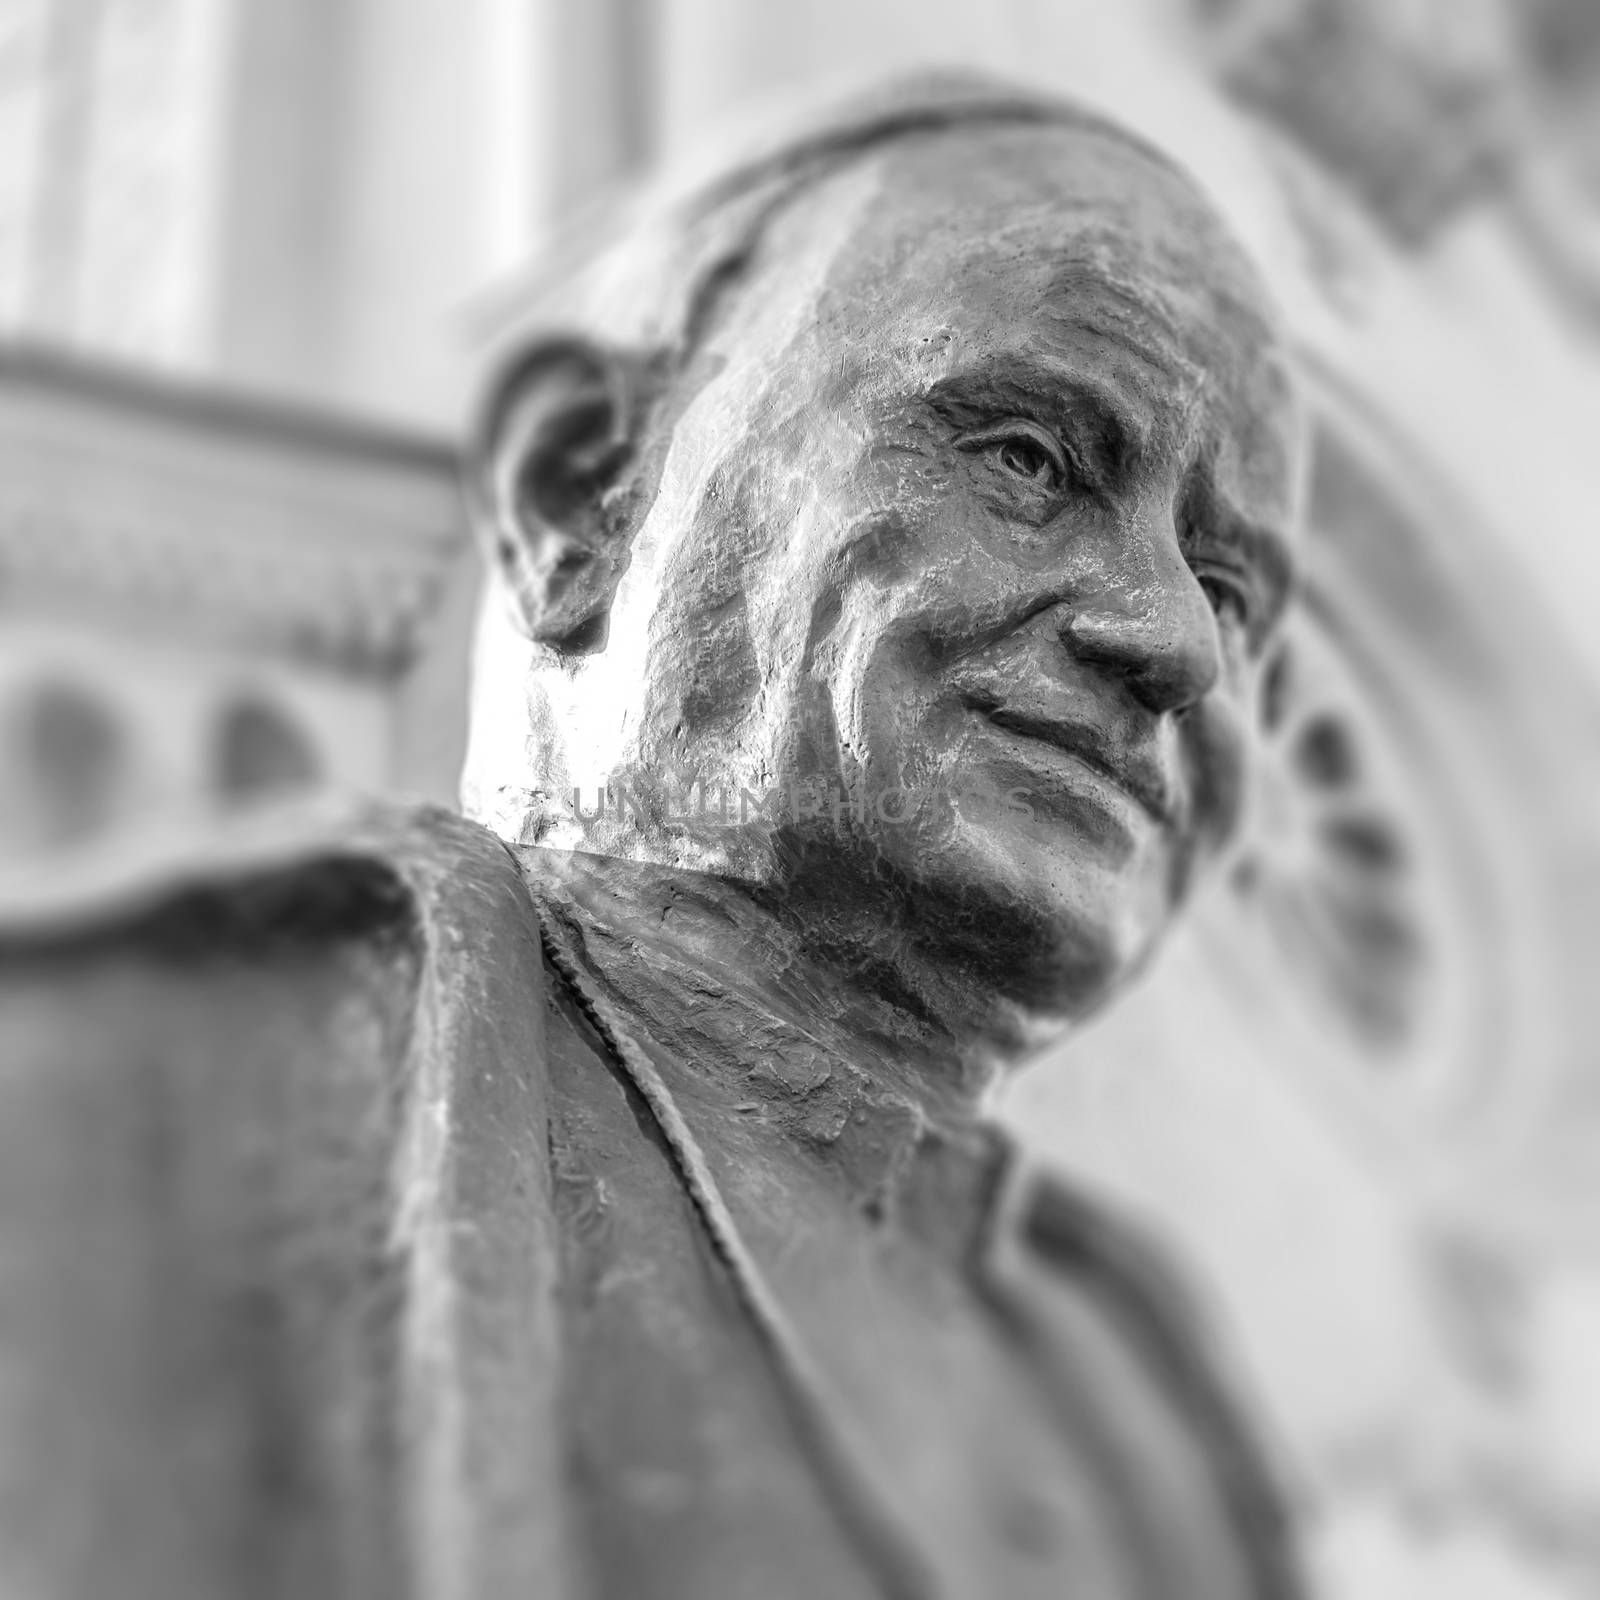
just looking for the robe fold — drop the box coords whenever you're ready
[0,802,1301,1599]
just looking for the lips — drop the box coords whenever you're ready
[964,698,1180,827]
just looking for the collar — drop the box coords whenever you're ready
[516,843,1014,1262]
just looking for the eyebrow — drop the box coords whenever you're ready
[924,356,1148,487]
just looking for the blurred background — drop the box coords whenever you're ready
[3,2,1600,1595]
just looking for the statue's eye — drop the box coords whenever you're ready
[995,435,1058,484]
[955,419,1071,500]
[1199,573,1251,630]
[960,420,1068,493]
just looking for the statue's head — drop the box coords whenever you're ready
[464,77,1304,1035]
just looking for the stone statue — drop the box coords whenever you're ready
[1,78,1306,1598]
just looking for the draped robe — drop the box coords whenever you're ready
[1,804,1301,1599]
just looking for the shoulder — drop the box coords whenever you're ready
[0,794,529,947]
[1001,1163,1306,1598]
[0,798,577,1594]
[1014,1168,1228,1378]
[0,795,562,1260]
[0,796,558,1036]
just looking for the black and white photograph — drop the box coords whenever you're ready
[3,3,1599,1596]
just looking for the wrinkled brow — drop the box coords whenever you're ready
[923,355,1149,489]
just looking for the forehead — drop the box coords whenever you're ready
[823,125,1275,355]
[764,124,1297,514]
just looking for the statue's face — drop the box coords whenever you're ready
[530,123,1301,1020]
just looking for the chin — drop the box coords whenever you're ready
[1025,881,1166,1021]
[898,817,1173,1020]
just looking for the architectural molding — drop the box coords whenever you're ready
[0,343,467,677]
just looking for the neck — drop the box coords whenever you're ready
[513,845,1042,1129]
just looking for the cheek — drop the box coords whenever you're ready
[834,626,935,779]
[810,619,973,829]
[1182,690,1251,851]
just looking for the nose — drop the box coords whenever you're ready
[1058,544,1221,716]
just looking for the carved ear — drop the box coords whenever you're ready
[472,337,640,652]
